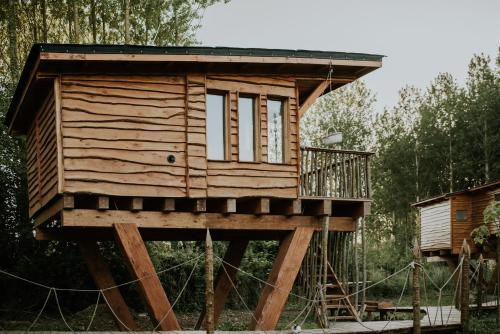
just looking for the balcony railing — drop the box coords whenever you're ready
[300,147,373,199]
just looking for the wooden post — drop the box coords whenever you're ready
[78,241,137,331]
[113,223,180,330]
[196,239,249,329]
[250,227,314,330]
[412,239,421,334]
[361,216,367,317]
[354,218,359,312]
[460,239,470,334]
[497,237,500,333]
[205,229,215,334]
[477,254,484,317]
[321,215,329,327]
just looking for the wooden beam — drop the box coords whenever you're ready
[63,195,74,209]
[298,80,329,118]
[162,199,175,212]
[113,223,180,330]
[97,196,109,210]
[130,197,143,212]
[62,210,353,231]
[78,241,137,331]
[196,239,249,329]
[33,198,64,228]
[250,227,314,330]
[40,52,383,68]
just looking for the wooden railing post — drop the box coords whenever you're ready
[477,254,484,317]
[205,229,214,334]
[412,239,421,334]
[461,239,470,334]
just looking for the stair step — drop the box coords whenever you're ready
[327,315,356,321]
[325,304,350,309]
[326,294,346,299]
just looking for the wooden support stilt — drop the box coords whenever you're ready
[113,223,181,330]
[196,239,249,329]
[477,254,484,316]
[79,241,137,331]
[460,239,470,334]
[412,239,421,334]
[321,216,329,327]
[205,230,215,334]
[250,227,314,330]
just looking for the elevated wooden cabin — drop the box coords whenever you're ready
[6,44,383,331]
[413,181,500,258]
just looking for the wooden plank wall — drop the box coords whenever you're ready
[420,200,451,251]
[205,74,299,198]
[58,73,301,200]
[450,195,473,254]
[186,75,208,198]
[60,75,187,197]
[26,89,58,218]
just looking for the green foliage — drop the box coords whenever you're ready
[470,201,500,247]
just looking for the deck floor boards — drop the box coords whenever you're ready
[8,303,500,333]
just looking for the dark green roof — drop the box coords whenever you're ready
[36,43,384,61]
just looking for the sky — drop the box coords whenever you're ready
[196,0,500,112]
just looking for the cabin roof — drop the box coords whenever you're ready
[6,44,384,134]
[412,180,500,207]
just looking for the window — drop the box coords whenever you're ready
[267,99,285,163]
[238,97,256,161]
[206,93,226,160]
[456,210,467,222]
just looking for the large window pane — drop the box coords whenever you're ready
[206,94,226,160]
[238,97,255,161]
[267,99,284,163]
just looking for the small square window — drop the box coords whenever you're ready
[456,210,467,222]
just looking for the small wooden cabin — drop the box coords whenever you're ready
[6,44,383,331]
[413,181,500,258]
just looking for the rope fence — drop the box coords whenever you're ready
[0,246,496,332]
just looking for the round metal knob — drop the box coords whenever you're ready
[167,154,176,163]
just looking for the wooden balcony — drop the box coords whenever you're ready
[299,147,373,199]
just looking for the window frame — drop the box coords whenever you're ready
[266,96,290,164]
[206,90,231,161]
[237,94,260,163]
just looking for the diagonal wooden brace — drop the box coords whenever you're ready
[79,240,137,331]
[250,227,315,330]
[195,239,249,329]
[113,223,181,330]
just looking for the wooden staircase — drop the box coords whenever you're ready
[316,262,359,327]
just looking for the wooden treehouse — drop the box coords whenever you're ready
[5,44,383,331]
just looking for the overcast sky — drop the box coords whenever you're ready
[196,0,500,112]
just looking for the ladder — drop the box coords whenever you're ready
[316,262,359,327]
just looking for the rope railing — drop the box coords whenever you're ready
[0,247,487,332]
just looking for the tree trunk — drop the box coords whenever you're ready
[32,0,38,42]
[205,230,214,334]
[73,0,80,43]
[124,0,130,44]
[90,0,97,43]
[41,0,47,42]
[100,4,106,44]
[7,0,19,86]
[484,117,490,182]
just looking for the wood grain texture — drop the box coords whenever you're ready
[60,75,187,198]
[113,223,181,330]
[79,241,138,331]
[186,74,208,197]
[26,89,59,218]
[250,227,314,330]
